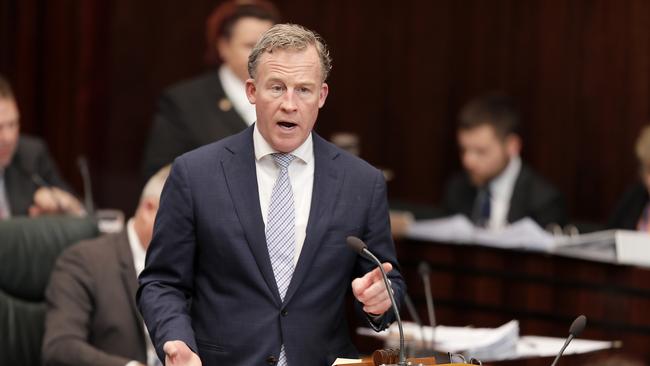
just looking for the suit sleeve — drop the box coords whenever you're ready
[141,93,191,181]
[28,138,73,193]
[137,158,198,361]
[354,169,406,331]
[531,182,568,227]
[42,247,132,366]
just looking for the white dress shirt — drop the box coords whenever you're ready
[253,123,314,265]
[218,65,257,126]
[487,155,522,230]
[126,219,160,366]
[127,219,146,276]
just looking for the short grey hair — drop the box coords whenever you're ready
[248,23,332,82]
[140,165,171,203]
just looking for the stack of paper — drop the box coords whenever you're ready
[357,321,615,362]
[407,215,555,251]
[358,320,520,361]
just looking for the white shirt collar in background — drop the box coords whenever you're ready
[218,65,256,126]
[487,155,522,230]
[126,218,146,277]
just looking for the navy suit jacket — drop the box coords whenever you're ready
[137,126,405,365]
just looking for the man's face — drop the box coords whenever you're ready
[0,97,20,168]
[457,124,519,186]
[245,45,328,153]
[218,17,274,82]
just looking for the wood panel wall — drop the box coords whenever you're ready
[1,0,649,221]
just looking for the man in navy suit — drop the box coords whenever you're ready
[137,24,405,366]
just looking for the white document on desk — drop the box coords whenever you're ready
[358,320,520,360]
[357,321,614,362]
[406,215,555,251]
[407,214,475,243]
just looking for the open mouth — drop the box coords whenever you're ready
[277,121,298,130]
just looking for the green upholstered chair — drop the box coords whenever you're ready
[0,216,98,366]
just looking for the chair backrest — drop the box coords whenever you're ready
[0,216,98,366]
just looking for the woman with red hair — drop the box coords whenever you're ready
[142,1,280,180]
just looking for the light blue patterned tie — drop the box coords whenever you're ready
[266,153,296,366]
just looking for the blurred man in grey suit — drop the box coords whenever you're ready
[42,166,170,366]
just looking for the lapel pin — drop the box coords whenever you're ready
[218,98,233,112]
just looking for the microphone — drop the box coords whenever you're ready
[550,315,587,366]
[418,262,437,350]
[403,292,428,351]
[346,236,406,366]
[77,156,94,215]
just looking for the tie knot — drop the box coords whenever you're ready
[271,153,295,169]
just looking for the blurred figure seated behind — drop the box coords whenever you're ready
[42,165,170,366]
[0,74,83,219]
[141,0,280,180]
[442,93,567,230]
[609,125,650,231]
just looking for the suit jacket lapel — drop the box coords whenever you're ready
[5,156,36,216]
[507,164,528,223]
[221,127,281,304]
[283,134,342,305]
[116,231,145,343]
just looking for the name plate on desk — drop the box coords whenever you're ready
[616,230,650,266]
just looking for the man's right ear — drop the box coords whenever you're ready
[245,79,257,104]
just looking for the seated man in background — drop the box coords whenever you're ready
[442,93,567,229]
[42,165,170,366]
[609,125,650,230]
[141,0,280,179]
[0,74,83,219]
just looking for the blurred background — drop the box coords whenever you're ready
[1,0,647,222]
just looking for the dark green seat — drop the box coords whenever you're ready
[0,216,98,366]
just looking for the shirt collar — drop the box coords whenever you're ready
[126,218,147,276]
[218,65,256,125]
[253,122,313,165]
[489,155,522,199]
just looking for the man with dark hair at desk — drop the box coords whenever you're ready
[609,125,650,230]
[42,165,171,366]
[138,24,405,366]
[442,93,567,229]
[141,0,280,179]
[0,74,83,219]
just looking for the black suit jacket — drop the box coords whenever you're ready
[142,70,249,179]
[42,231,147,366]
[4,135,71,216]
[442,163,567,227]
[608,182,648,230]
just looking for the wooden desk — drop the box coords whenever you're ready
[387,238,649,364]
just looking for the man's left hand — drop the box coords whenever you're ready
[351,262,393,315]
[29,187,85,217]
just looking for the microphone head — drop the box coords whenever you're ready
[346,236,367,255]
[418,262,431,276]
[569,315,587,337]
